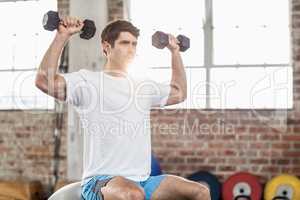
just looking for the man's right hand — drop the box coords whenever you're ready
[57,16,85,39]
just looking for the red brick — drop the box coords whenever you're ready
[282,151,300,157]
[294,143,300,148]
[282,167,300,174]
[235,126,248,133]
[282,135,300,141]
[239,150,258,157]
[185,142,204,149]
[218,165,237,172]
[218,150,237,156]
[155,149,176,157]
[250,143,270,149]
[271,143,291,149]
[161,164,175,171]
[152,142,165,148]
[186,157,205,164]
[196,150,216,157]
[195,134,216,140]
[228,158,247,165]
[259,150,281,157]
[261,166,280,173]
[218,134,236,140]
[208,158,226,164]
[293,126,300,133]
[250,159,269,165]
[259,134,280,140]
[271,159,290,165]
[165,141,185,148]
[176,165,188,171]
[238,135,257,141]
[292,159,300,165]
[178,150,196,156]
[249,127,270,133]
[167,157,185,164]
[198,165,217,172]
[208,142,225,148]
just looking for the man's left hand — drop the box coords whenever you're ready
[166,34,180,53]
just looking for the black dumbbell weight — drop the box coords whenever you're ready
[42,10,96,40]
[152,31,190,52]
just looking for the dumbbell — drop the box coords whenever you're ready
[152,31,190,52]
[42,10,96,40]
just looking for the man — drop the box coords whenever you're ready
[36,16,210,200]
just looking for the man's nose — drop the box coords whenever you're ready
[129,45,136,53]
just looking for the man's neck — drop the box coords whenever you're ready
[103,61,128,77]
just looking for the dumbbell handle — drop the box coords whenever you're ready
[43,11,96,40]
[152,31,190,52]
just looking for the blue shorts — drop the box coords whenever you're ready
[81,175,166,200]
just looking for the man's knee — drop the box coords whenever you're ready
[120,187,145,200]
[192,182,211,200]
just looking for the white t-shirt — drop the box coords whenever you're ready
[62,69,171,184]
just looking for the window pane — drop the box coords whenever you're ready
[130,0,204,67]
[0,0,56,70]
[36,32,54,67]
[13,1,41,34]
[213,0,288,28]
[0,0,56,109]
[0,34,13,69]
[214,27,290,64]
[210,67,292,109]
[12,71,54,110]
[148,68,206,109]
[213,0,290,65]
[262,27,290,64]
[0,2,17,34]
[13,33,38,69]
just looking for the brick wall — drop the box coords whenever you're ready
[0,111,68,196]
[0,0,299,198]
[151,109,300,182]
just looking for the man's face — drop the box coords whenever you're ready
[103,32,137,65]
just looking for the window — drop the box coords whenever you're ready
[129,0,292,109]
[0,0,56,110]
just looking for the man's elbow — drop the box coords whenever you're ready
[177,90,187,103]
[35,73,48,93]
[171,84,187,103]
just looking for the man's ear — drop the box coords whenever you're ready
[101,41,111,56]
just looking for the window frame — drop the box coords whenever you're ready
[128,0,292,110]
[0,0,56,110]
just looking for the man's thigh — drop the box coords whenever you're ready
[102,176,145,200]
[82,176,145,200]
[150,174,210,200]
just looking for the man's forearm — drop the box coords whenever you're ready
[170,50,187,98]
[38,34,69,79]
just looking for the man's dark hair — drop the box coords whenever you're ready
[101,20,140,51]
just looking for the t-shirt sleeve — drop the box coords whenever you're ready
[150,81,171,108]
[61,71,87,107]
